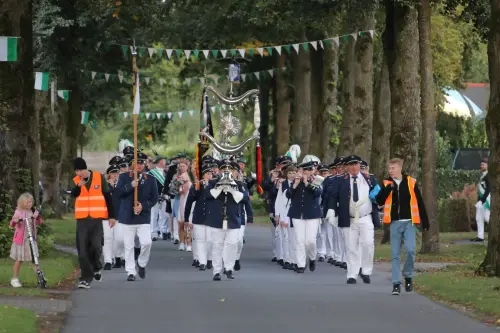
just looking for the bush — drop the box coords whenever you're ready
[0,218,54,259]
[436,168,481,200]
[440,184,478,232]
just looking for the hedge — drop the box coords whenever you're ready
[435,168,481,200]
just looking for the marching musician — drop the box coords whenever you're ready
[286,161,322,273]
[109,156,128,269]
[115,151,158,282]
[317,164,333,263]
[234,161,253,271]
[149,155,169,241]
[237,156,256,198]
[102,164,120,270]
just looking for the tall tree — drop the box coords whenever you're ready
[275,53,291,155]
[419,0,439,253]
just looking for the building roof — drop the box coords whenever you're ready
[460,83,489,115]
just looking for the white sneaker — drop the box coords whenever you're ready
[186,245,192,252]
[179,243,185,251]
[11,278,22,288]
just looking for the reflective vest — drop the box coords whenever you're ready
[382,177,420,224]
[73,172,108,219]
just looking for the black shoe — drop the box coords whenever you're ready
[271,257,277,262]
[342,262,347,269]
[277,259,284,266]
[162,233,168,240]
[243,237,246,244]
[309,260,316,272]
[347,278,357,284]
[334,261,342,267]
[195,260,200,268]
[138,265,146,279]
[470,237,484,242]
[127,274,135,281]
[94,271,102,282]
[77,280,90,289]
[152,237,158,242]
[297,267,305,273]
[213,273,221,281]
[225,270,235,279]
[166,232,171,240]
[360,273,371,284]
[392,283,401,295]
[134,247,141,261]
[234,260,241,271]
[287,263,295,270]
[174,239,180,245]
[199,264,206,271]
[293,264,298,271]
[104,263,112,270]
[327,258,334,264]
[283,262,291,270]
[404,278,413,292]
[192,260,198,267]
[318,256,325,262]
[207,260,213,269]
[113,258,122,268]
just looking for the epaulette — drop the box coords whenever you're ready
[129,171,133,176]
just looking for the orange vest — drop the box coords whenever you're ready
[73,172,108,219]
[382,177,420,224]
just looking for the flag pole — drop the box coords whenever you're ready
[132,40,138,207]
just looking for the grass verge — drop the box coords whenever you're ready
[0,305,38,333]
[47,216,76,247]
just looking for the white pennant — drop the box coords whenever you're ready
[369,30,375,39]
[166,49,173,59]
[351,33,358,41]
[238,49,245,57]
[275,46,282,55]
[178,112,183,118]
[189,110,194,116]
[200,78,205,85]
[118,74,123,83]
[148,48,155,57]
[257,48,264,56]
[159,78,164,86]
[202,50,210,59]
[123,112,128,118]
[91,71,97,80]
[145,77,150,85]
[319,40,324,49]
[184,50,191,59]
[310,41,318,50]
[211,106,216,112]
[146,113,151,119]
[254,72,260,80]
[292,44,299,53]
[241,74,246,82]
[267,69,274,78]
[96,42,102,49]
[167,112,172,119]
[221,50,228,57]
[129,46,134,54]
[173,78,178,87]
[332,37,339,47]
[186,78,191,86]
[156,113,162,119]
[105,73,110,82]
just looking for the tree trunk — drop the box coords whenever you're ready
[338,10,375,160]
[320,40,340,163]
[260,81,271,173]
[291,32,312,154]
[309,47,324,158]
[370,52,391,183]
[477,0,500,277]
[385,1,421,177]
[419,0,439,254]
[275,53,290,155]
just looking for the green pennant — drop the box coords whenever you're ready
[82,70,89,79]
[162,113,167,119]
[359,31,365,36]
[211,49,219,57]
[138,47,146,57]
[175,49,183,57]
[323,39,331,47]
[96,72,103,80]
[283,45,291,54]
[343,35,349,41]
[140,113,145,119]
[301,43,309,52]
[90,120,97,129]
[192,50,200,59]
[231,49,237,56]
[103,43,111,51]
[265,47,273,56]
[156,48,164,57]
[120,45,128,58]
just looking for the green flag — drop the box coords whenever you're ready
[0,37,18,61]
[57,90,69,102]
[81,111,89,125]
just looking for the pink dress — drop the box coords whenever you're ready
[9,209,42,262]
[177,172,192,222]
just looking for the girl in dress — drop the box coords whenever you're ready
[176,160,192,251]
[9,193,42,288]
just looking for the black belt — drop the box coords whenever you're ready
[350,213,371,219]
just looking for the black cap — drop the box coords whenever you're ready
[129,152,148,163]
[327,161,337,169]
[481,157,489,164]
[122,146,135,157]
[318,164,329,172]
[202,164,213,175]
[218,159,234,170]
[360,160,368,169]
[336,156,346,166]
[231,161,240,171]
[345,155,362,165]
[298,161,314,170]
[73,157,87,170]
[106,164,120,174]
[109,155,127,166]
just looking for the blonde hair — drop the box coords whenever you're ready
[388,158,404,167]
[17,192,34,209]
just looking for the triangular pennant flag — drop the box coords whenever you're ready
[166,49,173,59]
[96,42,102,49]
[332,37,339,47]
[118,73,124,83]
[319,40,324,49]
[284,45,291,54]
[211,49,218,58]
[238,49,245,57]
[186,78,191,86]
[265,47,273,56]
[57,90,69,102]
[301,43,309,52]
[189,110,194,117]
[351,33,358,41]
[202,50,210,59]
[257,48,264,56]
[138,47,146,57]
[34,72,49,91]
[200,78,205,86]
[148,48,155,57]
[184,50,191,59]
[292,44,299,53]
[192,50,200,59]
[267,69,274,78]
[254,72,260,80]
[81,111,89,125]
[162,114,167,119]
[105,73,110,82]
[241,74,246,82]
[120,45,128,58]
[275,46,282,55]
[172,78,178,87]
[146,113,151,119]
[133,73,140,114]
[0,37,18,61]
[248,48,254,56]
[156,48,163,57]
[369,30,375,39]
[175,49,182,57]
[178,111,183,118]
[129,45,134,54]
[123,112,128,118]
[211,106,216,112]
[91,71,97,80]
[221,50,228,57]
[159,78,164,86]
[343,35,349,42]
[156,113,162,119]
[145,77,150,85]
[310,41,318,50]
[230,49,237,56]
[167,112,172,119]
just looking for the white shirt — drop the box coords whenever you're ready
[349,174,372,219]
[274,180,293,223]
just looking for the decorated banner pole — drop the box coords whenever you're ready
[132,41,139,207]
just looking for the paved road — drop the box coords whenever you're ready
[62,225,496,333]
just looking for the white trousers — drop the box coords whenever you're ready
[193,224,212,265]
[293,218,321,268]
[171,216,180,241]
[150,201,169,237]
[113,222,125,258]
[280,225,290,263]
[275,225,283,260]
[288,226,297,265]
[122,224,153,276]
[102,220,115,264]
[333,225,346,262]
[476,205,490,240]
[271,219,277,258]
[210,227,239,275]
[236,225,246,260]
[317,220,334,258]
[342,215,374,279]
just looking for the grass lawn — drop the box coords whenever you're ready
[0,249,77,296]
[0,306,38,333]
[47,216,76,247]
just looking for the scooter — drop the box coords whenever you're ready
[23,217,47,288]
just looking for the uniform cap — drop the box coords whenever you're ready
[106,164,120,174]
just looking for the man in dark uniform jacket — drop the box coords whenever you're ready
[233,161,253,271]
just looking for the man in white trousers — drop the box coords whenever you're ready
[149,156,169,241]
[115,151,158,281]
[102,164,120,270]
[206,159,249,281]
[234,164,254,271]
[327,155,380,284]
[471,157,490,242]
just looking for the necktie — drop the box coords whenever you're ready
[352,176,359,202]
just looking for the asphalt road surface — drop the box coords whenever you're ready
[62,225,496,333]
